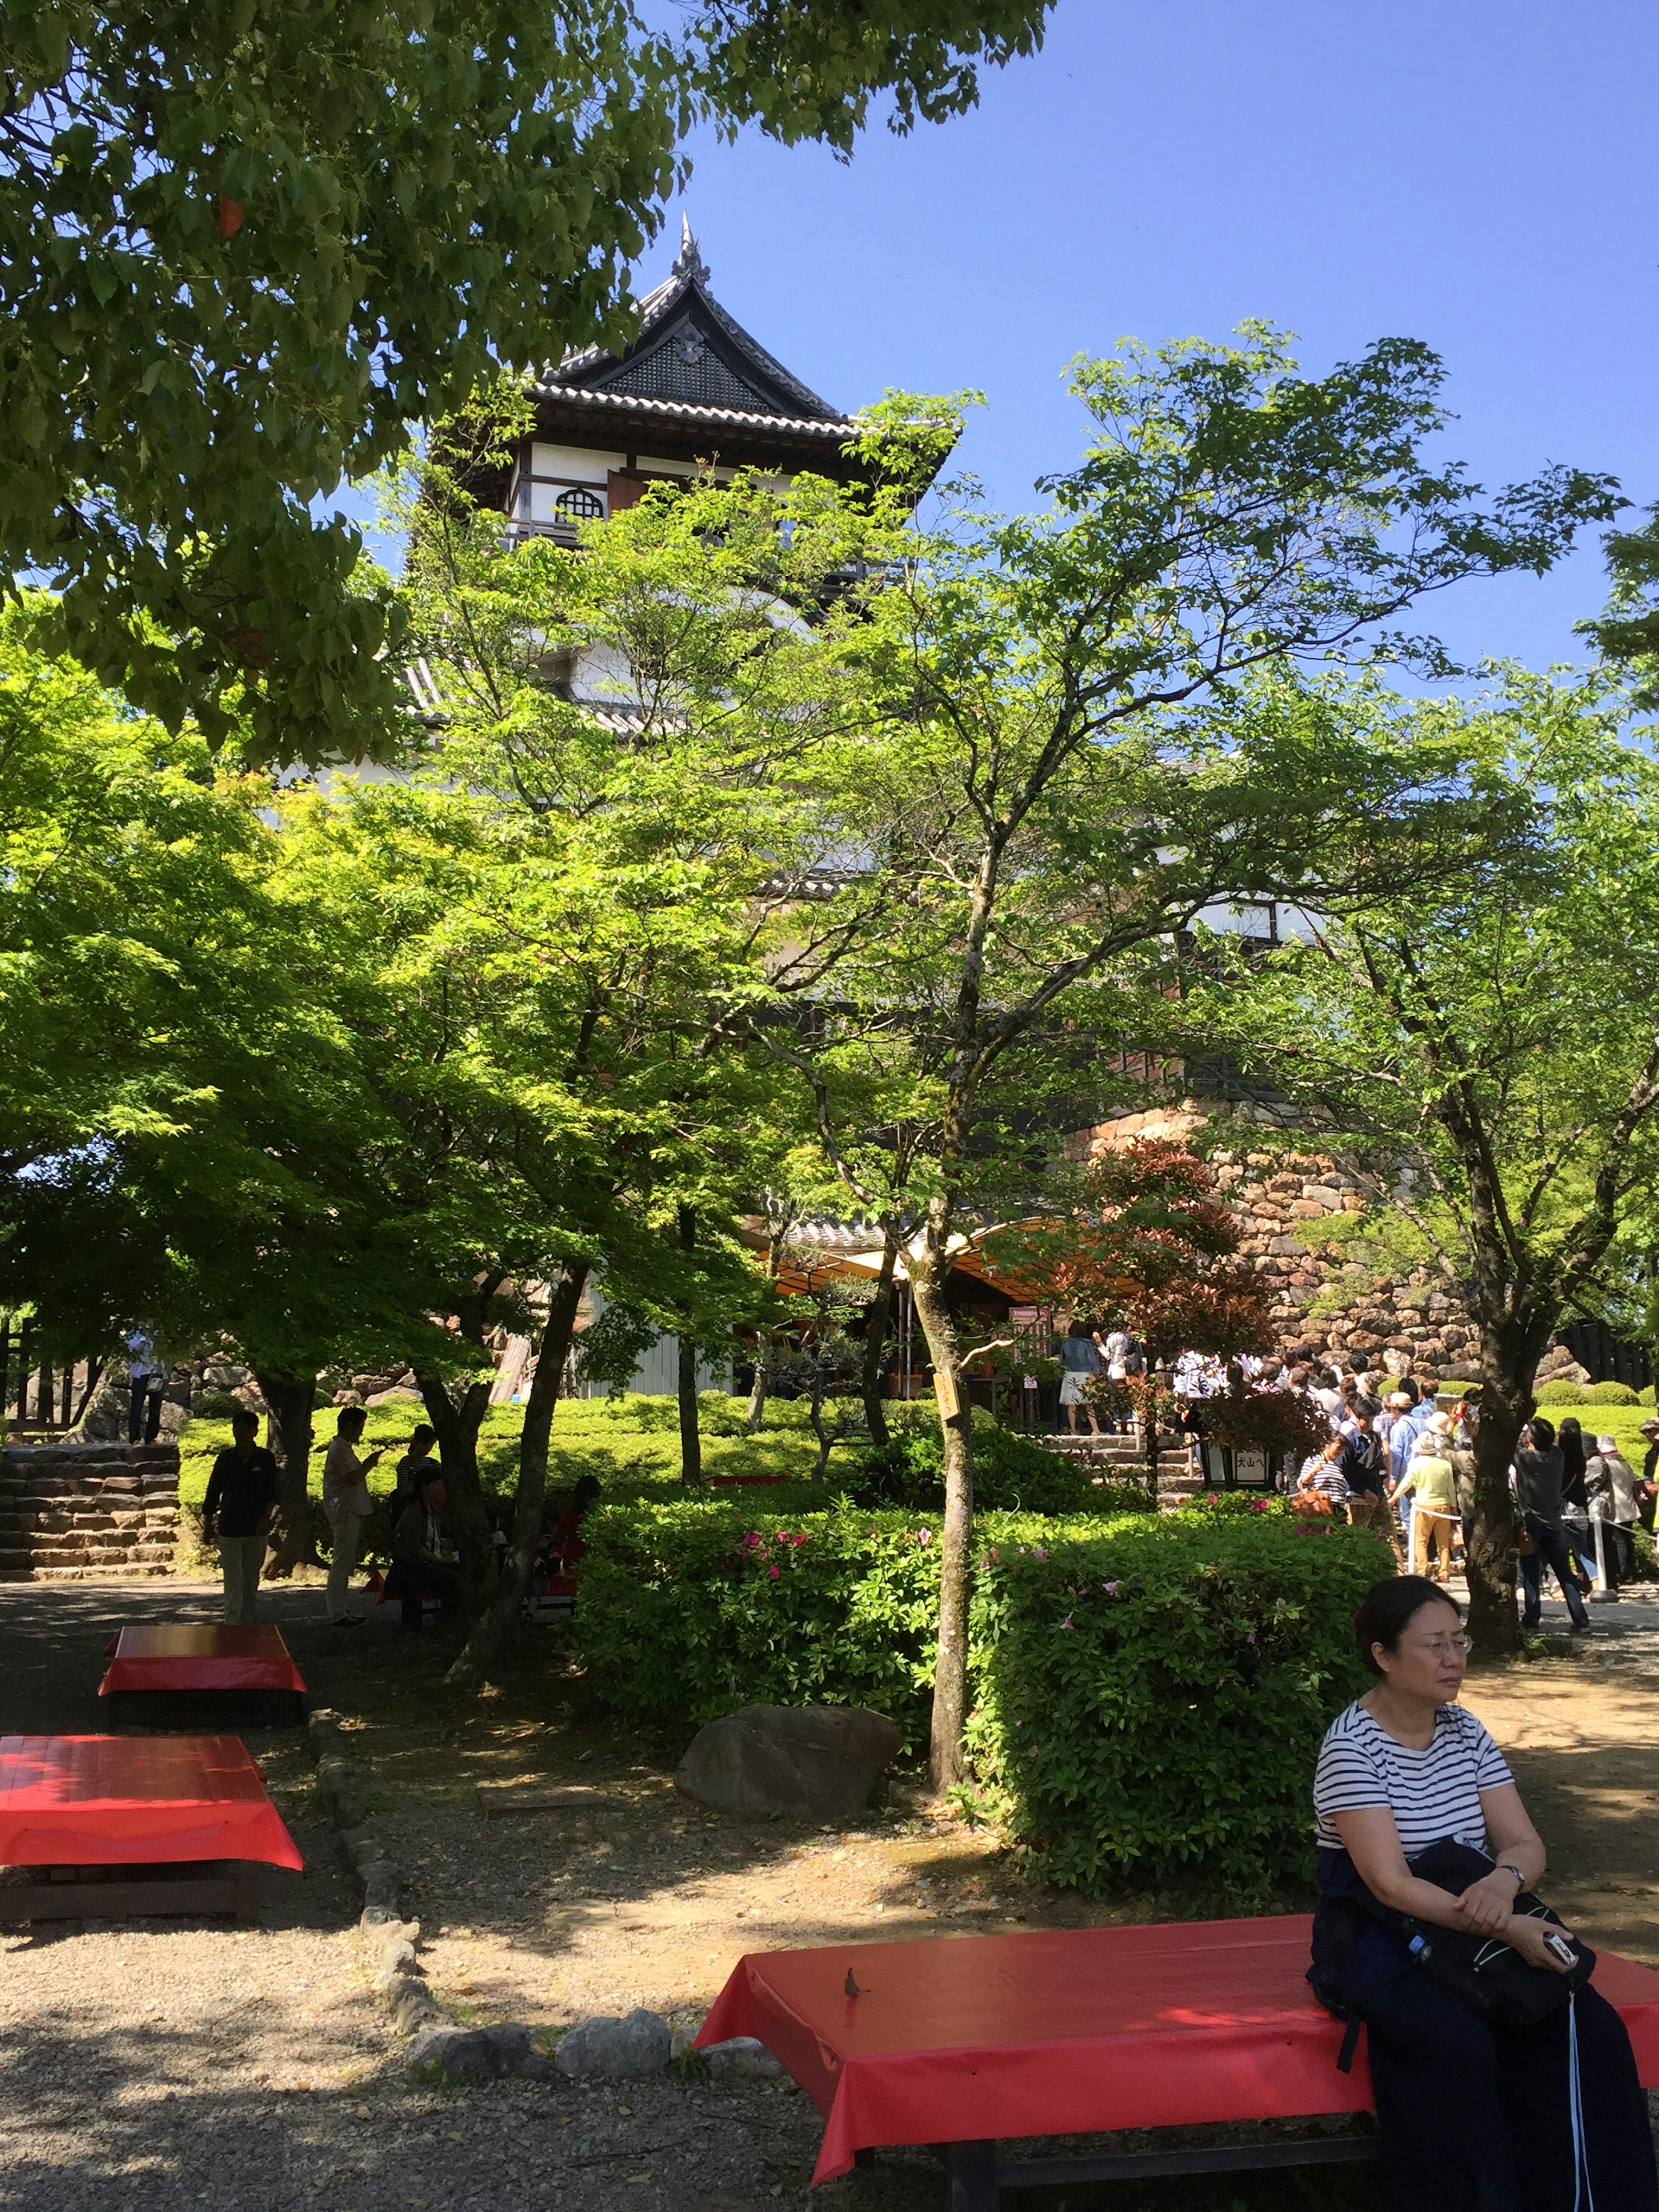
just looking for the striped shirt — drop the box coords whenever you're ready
[1313,1700,1513,1853]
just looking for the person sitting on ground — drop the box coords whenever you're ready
[385,1474,463,1632]
[390,1423,439,1524]
[202,1409,280,1625]
[1311,1576,1655,2212]
[1389,1430,1459,1583]
[1057,1321,1106,1438]
[1586,1432,1640,1594]
[1514,1415,1591,1634]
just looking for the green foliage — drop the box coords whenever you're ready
[1534,1380,1588,1405]
[191,1390,246,1421]
[575,1497,951,1746]
[1583,1379,1641,1405]
[845,1407,1143,1517]
[965,1517,1391,1891]
[0,1,1053,756]
[1640,1386,1656,1408]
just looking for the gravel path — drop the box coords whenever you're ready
[3,1574,1658,2212]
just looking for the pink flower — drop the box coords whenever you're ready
[769,1564,780,1580]
[1102,1580,1121,1595]
[917,1529,931,1546]
[1061,1614,1074,1630]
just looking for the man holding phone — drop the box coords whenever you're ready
[322,1405,385,1627]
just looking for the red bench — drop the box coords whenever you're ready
[98,1624,307,1726]
[697,1917,1659,2208]
[0,1734,303,1923]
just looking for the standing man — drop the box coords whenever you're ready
[202,1410,279,1624]
[125,1328,165,1444]
[322,1406,383,1627]
[1514,1415,1591,1635]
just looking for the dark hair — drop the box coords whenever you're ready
[571,1474,602,1510]
[1354,1576,1461,1675]
[231,1408,260,1433]
[1068,1320,1094,1339]
[409,1423,437,1450]
[1356,1395,1384,1418]
[1396,1377,1420,1405]
[1528,1415,1556,1449]
[337,1405,367,1433]
[420,1469,446,1495]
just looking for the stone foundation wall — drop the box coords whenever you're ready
[0,1442,179,1581]
[1065,1109,1590,1389]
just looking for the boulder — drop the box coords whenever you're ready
[701,2036,784,2081]
[407,2025,547,2079]
[674,1704,902,1823]
[554,2009,671,2080]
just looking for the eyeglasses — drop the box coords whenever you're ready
[1408,1634,1471,1658]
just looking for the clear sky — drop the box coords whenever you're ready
[651,0,1656,679]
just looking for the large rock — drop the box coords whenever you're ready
[674,1704,902,1823]
[408,2024,546,2080]
[554,2009,670,2080]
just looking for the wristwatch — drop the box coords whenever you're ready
[1499,1862,1526,1890]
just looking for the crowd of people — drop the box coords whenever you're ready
[201,1404,600,1633]
[1165,1347,1658,1622]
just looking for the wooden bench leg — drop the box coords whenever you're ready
[853,2147,876,2171]
[947,2140,998,2212]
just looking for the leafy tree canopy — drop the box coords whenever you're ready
[0,0,1052,763]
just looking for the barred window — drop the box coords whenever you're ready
[555,487,605,521]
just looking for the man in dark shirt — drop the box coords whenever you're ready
[202,1410,281,1624]
[1514,1416,1590,1635]
[386,1475,463,1632]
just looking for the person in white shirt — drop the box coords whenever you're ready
[321,1407,385,1626]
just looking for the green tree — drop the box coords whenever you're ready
[0,0,1052,762]
[1195,669,1659,1654]
[790,327,1618,1785]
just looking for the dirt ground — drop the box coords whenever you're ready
[1,1570,1656,2212]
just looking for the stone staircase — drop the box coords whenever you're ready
[0,1442,180,1580]
[1040,1427,1202,1507]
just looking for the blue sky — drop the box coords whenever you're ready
[650,0,1656,677]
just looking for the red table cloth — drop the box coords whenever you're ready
[696,1916,1659,2183]
[0,1736,304,1871]
[99,1625,306,1697]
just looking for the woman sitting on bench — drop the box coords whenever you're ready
[1313,1576,1655,2211]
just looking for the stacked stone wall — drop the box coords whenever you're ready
[0,1442,179,1581]
[1065,1109,1590,1388]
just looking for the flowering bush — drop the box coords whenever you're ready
[846,1409,1144,1517]
[1204,1383,1333,1462]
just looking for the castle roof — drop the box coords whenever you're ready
[531,219,866,475]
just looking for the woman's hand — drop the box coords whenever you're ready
[1503,1913,1577,1974]
[1451,1870,1523,1934]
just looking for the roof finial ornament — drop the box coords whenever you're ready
[672,212,709,286]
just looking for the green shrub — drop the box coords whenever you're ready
[844,1405,1144,1517]
[966,1516,1390,1893]
[1639,1385,1656,1408]
[577,1493,1392,1889]
[1534,1381,1586,1405]
[1584,1380,1640,1405]
[191,1389,246,1421]
[575,1499,951,1746]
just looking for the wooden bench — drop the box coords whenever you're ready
[98,1624,307,1728]
[0,1734,303,1925]
[697,1916,1659,2209]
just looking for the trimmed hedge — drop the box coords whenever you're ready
[1536,1379,1645,1407]
[844,1407,1150,1518]
[965,1516,1389,1892]
[575,1495,1391,1888]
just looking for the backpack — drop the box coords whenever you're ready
[1309,1840,1595,2071]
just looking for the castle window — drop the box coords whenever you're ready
[555,487,605,522]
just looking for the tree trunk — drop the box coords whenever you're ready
[413,1371,495,1615]
[859,1229,899,1448]
[677,1202,702,1485]
[1464,1314,1553,1656]
[254,1369,319,1574]
[447,1265,589,1691]
[745,1350,770,1434]
[910,1248,973,1793]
